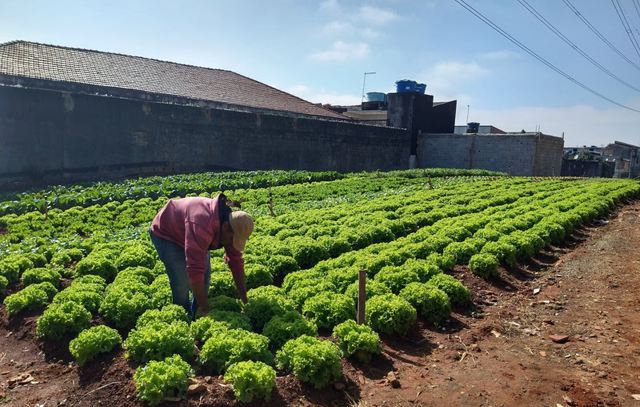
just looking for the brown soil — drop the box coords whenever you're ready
[2,202,640,407]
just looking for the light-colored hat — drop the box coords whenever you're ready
[229,211,253,252]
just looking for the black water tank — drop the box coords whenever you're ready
[467,122,480,134]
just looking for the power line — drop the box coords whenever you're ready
[516,0,640,93]
[561,0,640,72]
[452,0,640,113]
[633,0,640,23]
[611,0,640,61]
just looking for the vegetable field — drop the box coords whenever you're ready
[1,169,638,405]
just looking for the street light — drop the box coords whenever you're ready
[361,71,376,103]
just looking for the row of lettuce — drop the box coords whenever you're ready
[0,168,504,216]
[0,177,638,404]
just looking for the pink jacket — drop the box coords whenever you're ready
[150,196,244,284]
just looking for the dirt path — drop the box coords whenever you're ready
[355,202,640,407]
[1,202,639,407]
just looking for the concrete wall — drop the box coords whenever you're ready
[561,159,615,178]
[417,133,564,176]
[0,85,410,186]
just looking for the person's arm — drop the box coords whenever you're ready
[184,220,213,314]
[224,245,247,304]
[191,280,209,315]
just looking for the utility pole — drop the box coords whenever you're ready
[466,105,470,123]
[361,72,376,103]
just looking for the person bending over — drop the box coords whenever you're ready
[149,194,253,317]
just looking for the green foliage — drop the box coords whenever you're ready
[208,295,242,312]
[373,266,420,294]
[133,354,193,406]
[244,286,295,331]
[262,311,318,350]
[36,301,92,341]
[286,279,336,310]
[99,279,153,331]
[149,274,172,308]
[0,275,8,291]
[344,280,391,303]
[3,282,57,316]
[115,266,156,285]
[208,272,237,298]
[75,255,117,282]
[399,283,451,325]
[51,248,84,267]
[53,288,103,314]
[443,241,476,264]
[263,254,299,281]
[69,325,122,366]
[481,241,517,266]
[190,311,252,342]
[403,259,442,282]
[124,321,194,363]
[245,264,273,289]
[332,319,380,363]
[115,245,156,270]
[426,274,470,307]
[302,292,355,330]
[22,267,62,287]
[276,335,342,389]
[225,360,276,403]
[199,328,272,374]
[468,253,499,279]
[0,261,22,284]
[135,304,190,329]
[365,293,416,336]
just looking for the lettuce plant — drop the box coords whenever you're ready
[36,301,92,341]
[276,335,342,389]
[225,360,276,402]
[262,310,317,350]
[133,354,193,406]
[124,321,194,363]
[399,283,451,325]
[69,325,122,366]
[365,294,416,336]
[199,328,272,374]
[426,274,470,307]
[302,292,354,330]
[332,319,380,363]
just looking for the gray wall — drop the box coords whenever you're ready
[0,86,410,186]
[417,133,563,176]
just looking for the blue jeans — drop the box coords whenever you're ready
[149,230,211,318]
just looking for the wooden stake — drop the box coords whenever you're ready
[357,269,367,325]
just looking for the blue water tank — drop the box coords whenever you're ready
[467,122,480,134]
[395,80,426,94]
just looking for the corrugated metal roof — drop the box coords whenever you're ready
[0,40,345,119]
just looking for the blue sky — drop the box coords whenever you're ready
[1,0,640,146]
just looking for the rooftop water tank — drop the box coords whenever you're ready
[365,92,387,102]
[467,122,480,134]
[395,80,427,94]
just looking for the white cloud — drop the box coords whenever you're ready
[466,103,640,146]
[309,41,370,62]
[479,50,520,61]
[320,0,340,13]
[357,5,399,25]
[418,61,490,99]
[287,84,361,105]
[321,20,353,36]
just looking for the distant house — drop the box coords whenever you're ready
[603,141,640,178]
[454,125,506,134]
